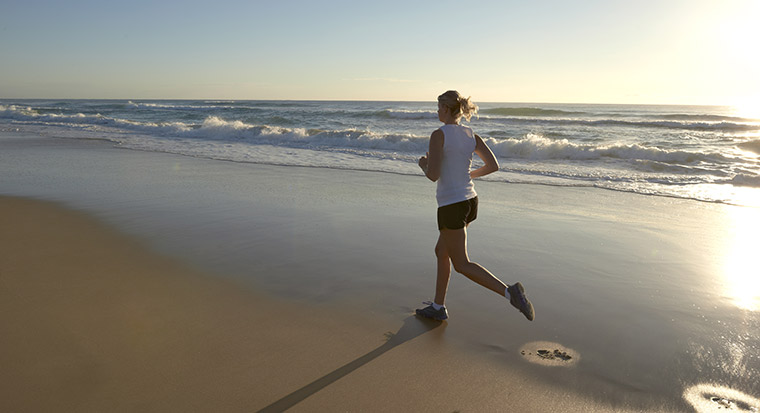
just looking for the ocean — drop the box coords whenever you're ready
[2,99,759,207]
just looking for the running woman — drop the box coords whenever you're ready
[416,90,534,321]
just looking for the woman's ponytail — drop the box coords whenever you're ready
[458,95,479,122]
[438,90,478,122]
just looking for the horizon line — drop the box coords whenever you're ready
[0,97,737,107]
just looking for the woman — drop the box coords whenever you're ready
[416,90,534,321]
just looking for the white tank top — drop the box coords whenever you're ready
[436,124,477,207]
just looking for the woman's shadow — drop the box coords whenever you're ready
[257,315,444,412]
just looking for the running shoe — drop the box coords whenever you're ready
[508,282,535,321]
[415,302,448,321]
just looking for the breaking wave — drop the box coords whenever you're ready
[486,134,730,164]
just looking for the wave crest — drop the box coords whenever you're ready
[487,134,728,164]
[658,113,758,122]
[128,101,241,111]
[174,116,428,152]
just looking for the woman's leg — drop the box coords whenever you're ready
[433,233,451,306]
[440,227,507,296]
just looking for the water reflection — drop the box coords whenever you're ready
[722,206,760,312]
[683,383,759,412]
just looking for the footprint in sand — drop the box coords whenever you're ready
[683,384,759,412]
[519,341,580,367]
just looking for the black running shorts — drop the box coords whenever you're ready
[437,197,478,230]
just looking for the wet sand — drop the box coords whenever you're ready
[1,132,759,412]
[1,195,639,412]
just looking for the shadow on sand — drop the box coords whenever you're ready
[257,315,444,412]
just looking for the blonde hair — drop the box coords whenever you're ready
[438,90,479,122]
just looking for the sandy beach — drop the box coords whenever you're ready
[2,132,758,412]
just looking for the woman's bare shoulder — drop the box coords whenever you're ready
[430,128,444,143]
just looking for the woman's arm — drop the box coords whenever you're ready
[419,129,444,182]
[471,134,499,179]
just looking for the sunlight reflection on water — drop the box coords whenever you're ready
[722,205,760,312]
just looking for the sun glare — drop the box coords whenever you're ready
[731,98,760,120]
[722,206,760,312]
[713,2,760,114]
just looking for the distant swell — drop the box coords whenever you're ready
[129,101,232,110]
[481,107,584,117]
[657,113,758,123]
[375,109,437,120]
[481,107,758,123]
[127,101,260,111]
[488,116,760,132]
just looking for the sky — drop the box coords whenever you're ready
[1,0,759,105]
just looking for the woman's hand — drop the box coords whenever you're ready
[418,152,429,172]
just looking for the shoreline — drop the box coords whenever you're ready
[2,132,758,411]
